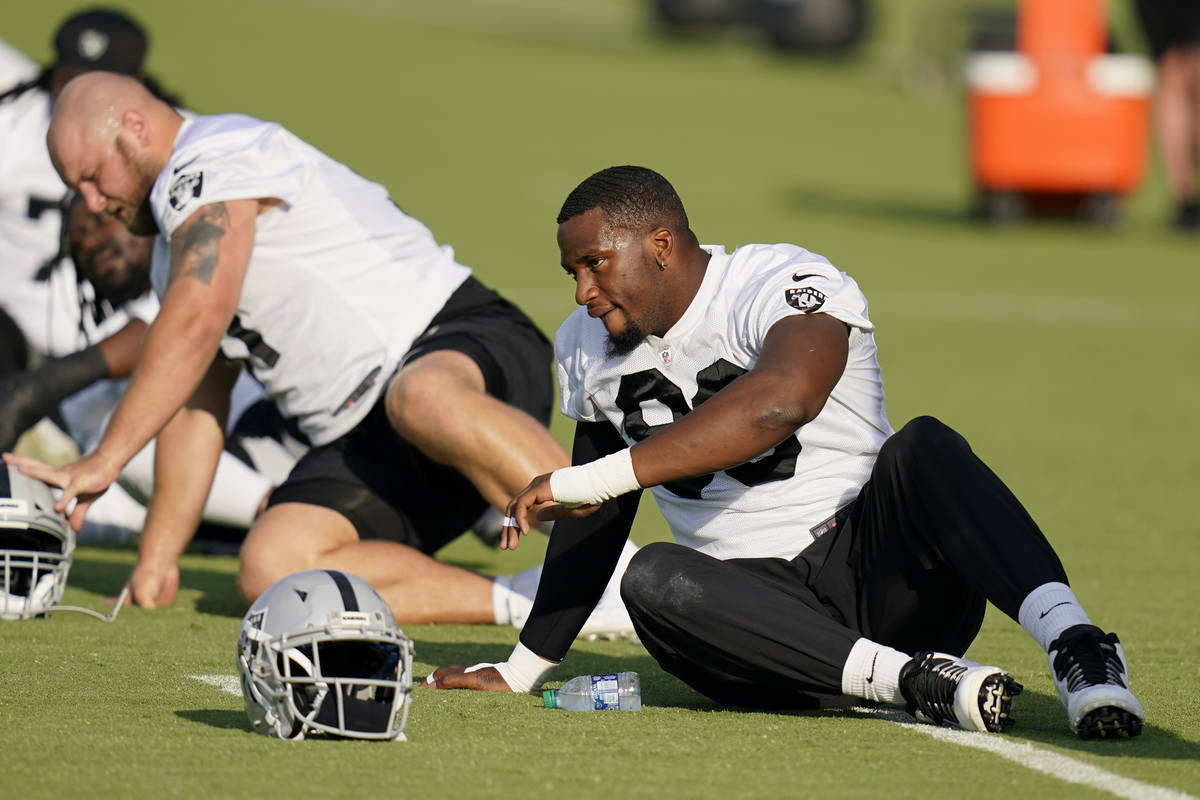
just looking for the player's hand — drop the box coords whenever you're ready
[2,451,120,531]
[501,473,600,550]
[423,664,513,692]
[126,557,181,609]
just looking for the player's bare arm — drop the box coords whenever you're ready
[129,358,238,608]
[97,319,150,377]
[503,312,849,535]
[630,311,849,487]
[3,199,258,526]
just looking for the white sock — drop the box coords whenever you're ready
[492,575,520,626]
[1018,581,1092,652]
[840,638,911,705]
[495,538,640,630]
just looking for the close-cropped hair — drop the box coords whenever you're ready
[557,165,690,235]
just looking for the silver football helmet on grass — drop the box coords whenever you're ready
[1,464,74,620]
[238,569,414,740]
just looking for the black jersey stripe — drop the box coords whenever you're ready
[0,464,12,500]
[324,569,359,612]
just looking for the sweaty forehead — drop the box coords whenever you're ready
[47,125,89,187]
[558,209,626,257]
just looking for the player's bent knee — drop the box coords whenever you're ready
[880,415,961,467]
[237,563,276,604]
[237,534,301,602]
[621,541,699,615]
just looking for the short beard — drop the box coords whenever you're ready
[605,317,647,358]
[124,199,159,235]
[116,136,162,235]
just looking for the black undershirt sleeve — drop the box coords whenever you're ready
[518,419,642,662]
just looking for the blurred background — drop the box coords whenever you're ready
[3,0,1197,563]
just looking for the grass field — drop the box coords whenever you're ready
[2,1,1199,797]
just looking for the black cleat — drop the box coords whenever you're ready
[900,651,1023,733]
[1048,625,1144,739]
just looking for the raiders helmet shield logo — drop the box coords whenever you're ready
[168,171,204,211]
[785,286,827,313]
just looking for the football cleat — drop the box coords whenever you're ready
[899,651,1022,733]
[1048,624,1143,739]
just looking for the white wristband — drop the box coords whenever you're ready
[490,641,560,692]
[549,448,641,507]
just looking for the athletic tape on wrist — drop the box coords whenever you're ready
[549,448,641,507]
[489,641,559,692]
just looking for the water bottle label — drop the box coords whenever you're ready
[591,674,621,710]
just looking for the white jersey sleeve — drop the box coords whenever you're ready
[148,114,470,446]
[0,71,66,350]
[555,243,892,560]
[0,39,37,87]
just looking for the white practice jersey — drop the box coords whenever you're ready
[0,39,38,86]
[37,256,159,451]
[0,55,68,350]
[149,114,471,446]
[556,243,893,560]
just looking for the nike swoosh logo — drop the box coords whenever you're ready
[791,272,821,283]
[865,652,878,683]
[172,156,200,174]
[1039,601,1071,619]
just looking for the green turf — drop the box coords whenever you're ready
[3,1,1199,797]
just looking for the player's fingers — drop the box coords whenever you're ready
[534,503,569,522]
[3,452,60,483]
[135,582,159,610]
[562,503,601,518]
[67,497,90,532]
[423,664,467,689]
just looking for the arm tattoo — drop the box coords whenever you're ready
[169,202,230,286]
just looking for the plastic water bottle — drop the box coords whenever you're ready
[542,672,642,711]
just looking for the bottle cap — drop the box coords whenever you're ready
[542,690,557,708]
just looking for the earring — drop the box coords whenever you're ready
[656,261,666,271]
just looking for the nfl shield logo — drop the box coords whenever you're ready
[169,171,204,211]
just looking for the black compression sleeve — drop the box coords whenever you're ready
[518,420,642,661]
[0,346,110,451]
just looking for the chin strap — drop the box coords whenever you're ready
[48,584,129,622]
[1,574,125,621]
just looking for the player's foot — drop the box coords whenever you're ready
[1047,624,1143,739]
[899,651,1022,733]
[504,564,637,641]
[576,583,638,642]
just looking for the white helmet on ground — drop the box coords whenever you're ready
[237,569,415,741]
[0,464,74,620]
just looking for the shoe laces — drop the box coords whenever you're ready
[1050,627,1125,692]
[902,652,965,725]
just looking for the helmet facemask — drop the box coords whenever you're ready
[238,575,414,741]
[1,466,75,621]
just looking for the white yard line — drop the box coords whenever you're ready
[860,707,1195,800]
[194,673,241,697]
[191,674,1192,798]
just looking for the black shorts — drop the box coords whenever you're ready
[266,276,553,553]
[1136,0,1200,60]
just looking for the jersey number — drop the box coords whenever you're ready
[613,359,801,499]
[227,315,280,374]
[26,195,62,221]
